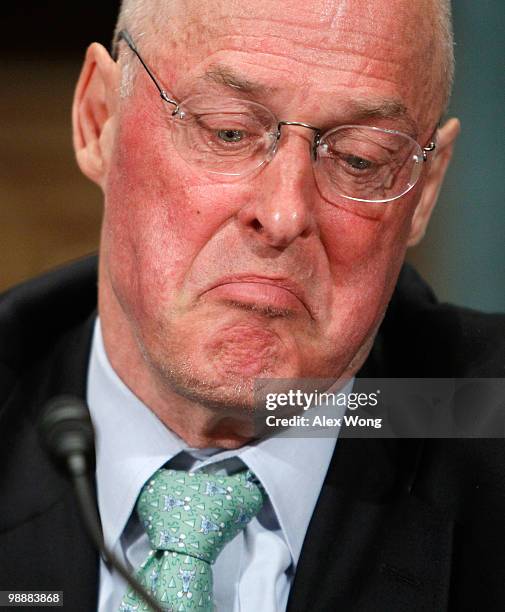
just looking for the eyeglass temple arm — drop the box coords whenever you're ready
[116,30,179,111]
[422,140,436,162]
[421,120,441,161]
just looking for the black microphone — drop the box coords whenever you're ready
[39,395,164,612]
[39,395,95,477]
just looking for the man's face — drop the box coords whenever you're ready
[98,0,444,409]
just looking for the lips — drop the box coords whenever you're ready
[201,275,312,317]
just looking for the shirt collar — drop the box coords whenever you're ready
[87,318,342,565]
[238,434,336,565]
[87,319,186,550]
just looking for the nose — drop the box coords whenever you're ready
[237,128,318,249]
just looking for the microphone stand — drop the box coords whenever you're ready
[40,397,164,612]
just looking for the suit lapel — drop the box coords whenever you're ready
[0,314,99,611]
[286,437,454,611]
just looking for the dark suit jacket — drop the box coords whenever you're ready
[1,256,505,611]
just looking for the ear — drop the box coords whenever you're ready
[407,117,460,246]
[72,43,120,188]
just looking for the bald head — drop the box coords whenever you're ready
[114,0,454,115]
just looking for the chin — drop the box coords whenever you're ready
[151,342,302,415]
[160,366,262,413]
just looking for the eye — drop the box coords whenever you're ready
[343,154,373,170]
[217,129,245,143]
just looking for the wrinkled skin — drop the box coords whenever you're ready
[73,0,459,446]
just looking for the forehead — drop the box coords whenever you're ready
[159,0,440,130]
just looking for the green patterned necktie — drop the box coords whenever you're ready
[119,468,265,612]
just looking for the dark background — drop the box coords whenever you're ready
[1,1,504,311]
[1,3,119,57]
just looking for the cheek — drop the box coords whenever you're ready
[320,201,411,284]
[101,107,257,320]
[315,199,416,347]
[101,108,200,321]
[105,109,201,249]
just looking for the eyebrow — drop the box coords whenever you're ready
[346,97,418,136]
[201,65,276,96]
[199,64,418,135]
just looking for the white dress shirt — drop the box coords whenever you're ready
[86,319,341,612]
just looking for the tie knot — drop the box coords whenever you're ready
[137,468,265,564]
